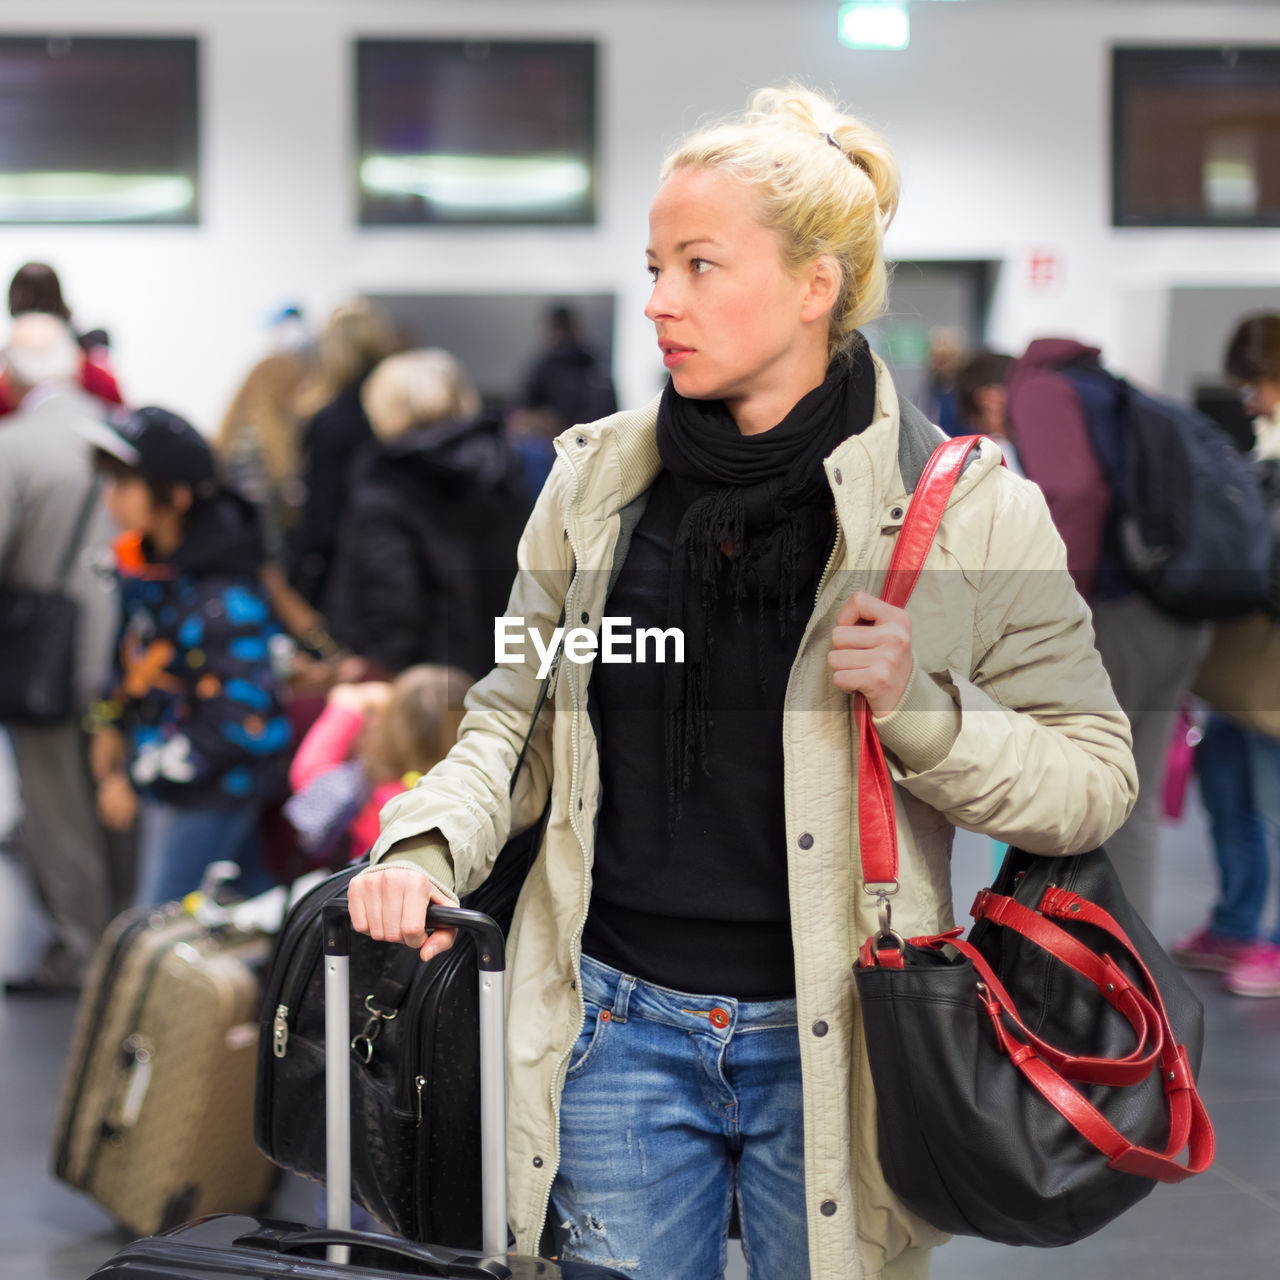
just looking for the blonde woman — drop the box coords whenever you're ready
[287,299,399,606]
[322,349,529,679]
[214,349,335,650]
[349,88,1136,1279]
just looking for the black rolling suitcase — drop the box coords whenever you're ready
[86,903,625,1280]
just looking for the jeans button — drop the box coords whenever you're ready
[709,1007,730,1030]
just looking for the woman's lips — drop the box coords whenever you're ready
[662,344,694,369]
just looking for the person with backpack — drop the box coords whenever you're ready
[1004,338,1270,920]
[345,87,1136,1280]
[1173,313,1280,997]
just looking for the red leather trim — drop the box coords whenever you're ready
[856,436,984,888]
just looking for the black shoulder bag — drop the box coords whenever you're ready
[0,478,102,724]
[852,436,1214,1247]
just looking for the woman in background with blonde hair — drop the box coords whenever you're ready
[323,348,530,680]
[287,299,399,606]
[216,349,333,650]
[349,87,1135,1278]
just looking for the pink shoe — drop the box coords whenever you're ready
[1169,927,1254,973]
[1225,943,1280,998]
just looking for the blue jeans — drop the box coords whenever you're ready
[1196,715,1280,946]
[134,799,274,907]
[551,954,808,1280]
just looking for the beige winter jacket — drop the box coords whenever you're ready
[369,357,1138,1280]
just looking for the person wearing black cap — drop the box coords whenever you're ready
[84,406,292,907]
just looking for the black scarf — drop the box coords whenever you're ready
[655,339,878,818]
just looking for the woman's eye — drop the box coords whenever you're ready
[646,265,659,283]
[691,258,713,274]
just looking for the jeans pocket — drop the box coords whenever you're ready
[566,1000,613,1081]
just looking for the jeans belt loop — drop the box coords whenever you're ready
[611,972,635,1023]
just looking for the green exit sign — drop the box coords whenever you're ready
[838,3,910,51]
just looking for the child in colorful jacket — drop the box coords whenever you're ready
[86,406,292,906]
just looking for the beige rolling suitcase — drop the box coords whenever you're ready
[51,901,278,1235]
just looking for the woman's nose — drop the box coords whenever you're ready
[644,277,679,323]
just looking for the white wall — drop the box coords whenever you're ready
[0,0,1277,427]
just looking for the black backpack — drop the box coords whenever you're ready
[1063,363,1271,620]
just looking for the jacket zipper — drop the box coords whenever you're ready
[534,435,594,1245]
[814,529,846,609]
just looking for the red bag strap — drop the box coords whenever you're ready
[978,983,1215,1183]
[857,436,984,898]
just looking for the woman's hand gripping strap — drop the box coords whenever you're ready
[858,436,984,935]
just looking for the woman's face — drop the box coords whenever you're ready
[644,166,836,435]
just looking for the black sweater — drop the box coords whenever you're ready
[583,469,823,999]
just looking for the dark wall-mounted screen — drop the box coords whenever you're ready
[1112,46,1280,227]
[356,39,597,226]
[0,35,199,224]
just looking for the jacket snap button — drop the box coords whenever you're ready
[580,611,589,624]
[820,1199,837,1217]
[709,1007,730,1030]
[833,468,843,485]
[798,833,814,850]
[575,435,586,447]
[890,506,904,520]
[533,1156,543,1168]
[813,1020,829,1037]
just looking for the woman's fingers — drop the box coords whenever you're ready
[398,879,432,950]
[835,589,899,628]
[349,866,458,962]
[419,925,457,964]
[829,590,914,716]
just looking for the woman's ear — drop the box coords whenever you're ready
[800,255,842,325]
[170,483,195,516]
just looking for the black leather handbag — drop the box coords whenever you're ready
[0,479,100,725]
[254,657,557,1246]
[851,438,1214,1247]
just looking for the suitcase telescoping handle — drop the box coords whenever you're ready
[322,902,509,1262]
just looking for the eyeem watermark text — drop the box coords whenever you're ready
[495,616,685,679]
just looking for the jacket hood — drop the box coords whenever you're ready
[1018,338,1102,369]
[166,487,266,577]
[378,416,519,491]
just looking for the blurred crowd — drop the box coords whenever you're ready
[3,257,1280,1005]
[0,261,614,993]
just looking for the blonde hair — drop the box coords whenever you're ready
[361,348,481,443]
[295,299,398,418]
[661,85,900,360]
[216,351,310,488]
[361,664,472,783]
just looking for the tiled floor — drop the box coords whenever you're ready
[2,791,1278,1279]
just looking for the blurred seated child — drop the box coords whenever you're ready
[85,406,292,907]
[286,665,471,867]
